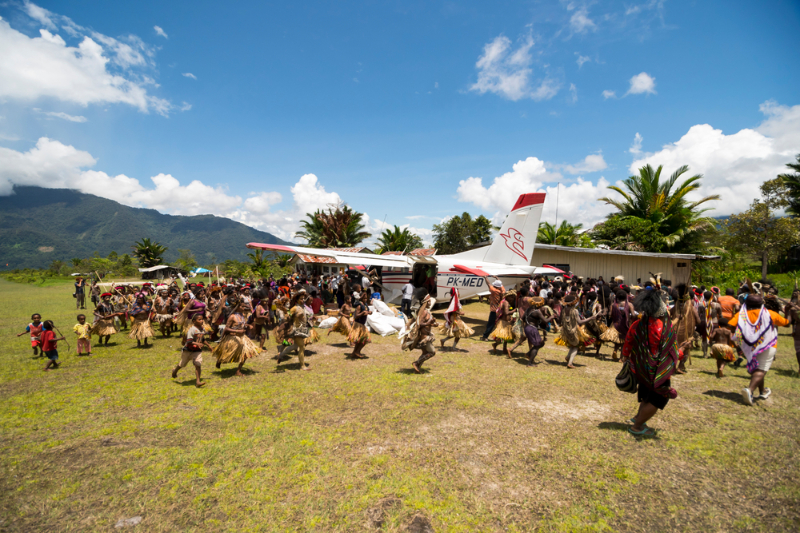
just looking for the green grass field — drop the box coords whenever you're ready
[1,278,799,532]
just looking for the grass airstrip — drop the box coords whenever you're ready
[1,278,799,532]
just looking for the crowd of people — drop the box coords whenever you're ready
[17,269,799,436]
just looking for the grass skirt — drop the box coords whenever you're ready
[555,325,593,347]
[439,318,474,338]
[489,318,515,342]
[712,343,736,362]
[92,317,117,336]
[128,317,154,340]
[600,326,622,344]
[155,313,174,325]
[329,316,352,337]
[213,334,260,364]
[348,322,371,345]
[274,321,292,345]
[306,328,320,345]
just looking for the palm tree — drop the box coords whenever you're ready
[272,253,293,268]
[779,154,800,217]
[131,238,168,268]
[375,225,424,254]
[537,221,587,247]
[247,249,267,271]
[295,202,371,247]
[598,164,719,251]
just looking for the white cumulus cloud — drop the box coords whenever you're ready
[602,90,616,99]
[154,26,168,39]
[630,101,800,216]
[182,72,196,80]
[569,7,597,34]
[576,54,591,68]
[469,35,560,101]
[34,108,88,122]
[629,132,643,154]
[626,72,656,95]
[556,153,607,175]
[0,3,172,115]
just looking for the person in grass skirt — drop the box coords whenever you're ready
[347,291,372,359]
[401,294,438,373]
[128,293,154,348]
[92,293,118,345]
[277,290,316,370]
[489,291,517,356]
[601,290,635,361]
[214,296,260,376]
[328,295,353,340]
[153,287,175,337]
[555,293,599,369]
[439,287,473,351]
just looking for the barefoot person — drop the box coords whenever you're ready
[153,288,175,337]
[489,291,516,356]
[731,294,791,405]
[439,288,473,351]
[17,313,43,357]
[214,297,260,376]
[402,294,438,373]
[519,296,555,365]
[600,291,635,361]
[172,314,208,387]
[347,292,371,359]
[555,294,598,369]
[73,314,92,356]
[623,288,691,436]
[277,291,315,370]
[40,320,66,371]
[92,293,118,346]
[328,295,353,339]
[710,324,735,378]
[128,293,155,348]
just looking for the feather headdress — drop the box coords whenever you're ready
[648,272,662,290]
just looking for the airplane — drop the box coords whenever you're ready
[246,192,564,304]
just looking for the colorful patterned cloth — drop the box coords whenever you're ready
[733,305,778,373]
[623,317,679,399]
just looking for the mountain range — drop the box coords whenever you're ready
[0,186,289,269]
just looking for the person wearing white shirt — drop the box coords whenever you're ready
[401,282,414,317]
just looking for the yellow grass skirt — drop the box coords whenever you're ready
[348,322,371,345]
[128,316,154,340]
[599,326,622,344]
[712,343,736,362]
[555,325,593,347]
[439,319,474,338]
[306,328,320,345]
[329,316,352,337]
[213,334,260,364]
[489,318,515,342]
[92,318,117,336]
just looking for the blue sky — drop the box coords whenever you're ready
[0,0,798,244]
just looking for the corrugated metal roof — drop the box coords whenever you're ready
[329,247,373,254]
[295,254,338,264]
[532,243,714,260]
[381,251,404,256]
[409,248,436,256]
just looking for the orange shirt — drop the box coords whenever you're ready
[718,295,739,320]
[728,309,789,328]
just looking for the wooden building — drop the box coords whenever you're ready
[531,244,717,286]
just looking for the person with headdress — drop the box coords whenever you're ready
[698,290,722,358]
[515,296,555,365]
[276,290,316,370]
[555,293,599,369]
[347,292,372,359]
[601,290,636,361]
[623,286,692,436]
[581,291,609,358]
[480,277,505,341]
[729,294,791,405]
[402,294,438,373]
[112,287,131,330]
[489,291,517,356]
[92,293,118,345]
[328,295,353,339]
[213,296,260,376]
[252,292,270,351]
[153,287,175,337]
[674,283,701,374]
[128,293,154,347]
[439,288,474,351]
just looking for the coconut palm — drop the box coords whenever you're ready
[295,202,371,248]
[131,238,168,268]
[598,164,719,251]
[375,225,424,254]
[779,154,800,217]
[537,221,588,247]
[247,249,267,271]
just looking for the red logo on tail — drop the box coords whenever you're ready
[500,228,527,261]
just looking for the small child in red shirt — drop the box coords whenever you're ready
[40,320,66,371]
[17,313,43,357]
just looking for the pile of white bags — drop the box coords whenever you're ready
[316,316,338,329]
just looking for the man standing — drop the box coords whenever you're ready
[401,280,414,317]
[480,277,504,341]
[74,276,86,309]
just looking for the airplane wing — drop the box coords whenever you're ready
[246,242,419,268]
[453,264,533,277]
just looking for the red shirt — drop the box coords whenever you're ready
[41,330,58,352]
[311,297,324,314]
[622,317,685,361]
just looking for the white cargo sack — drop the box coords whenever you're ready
[367,313,397,336]
[317,317,338,329]
[371,299,395,317]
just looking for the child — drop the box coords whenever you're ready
[73,314,92,356]
[40,320,65,371]
[172,314,207,387]
[17,313,43,357]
